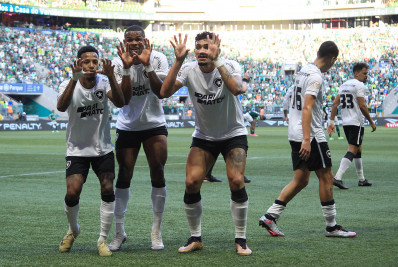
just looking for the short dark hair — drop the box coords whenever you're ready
[317,41,339,59]
[125,25,145,37]
[77,45,99,58]
[353,63,369,73]
[195,31,213,43]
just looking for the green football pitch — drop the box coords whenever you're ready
[1,127,397,266]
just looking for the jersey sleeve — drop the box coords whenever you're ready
[112,58,124,84]
[283,86,294,110]
[305,75,323,97]
[176,63,191,86]
[225,60,242,77]
[101,75,112,94]
[152,52,169,78]
[357,82,365,98]
[57,79,70,100]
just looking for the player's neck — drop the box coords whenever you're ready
[313,58,327,73]
[199,63,216,73]
[80,77,97,89]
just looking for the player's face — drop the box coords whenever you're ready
[80,52,99,79]
[124,31,144,57]
[194,39,211,66]
[355,68,368,83]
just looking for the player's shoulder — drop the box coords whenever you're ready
[298,64,321,79]
[152,50,167,60]
[181,61,197,72]
[97,74,109,83]
[60,79,70,87]
[112,56,123,66]
[223,58,241,72]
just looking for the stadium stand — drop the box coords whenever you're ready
[0,24,393,117]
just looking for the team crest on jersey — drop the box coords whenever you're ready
[326,150,331,158]
[66,160,71,169]
[213,78,223,88]
[94,90,105,101]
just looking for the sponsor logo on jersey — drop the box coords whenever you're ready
[94,90,105,101]
[225,62,235,72]
[213,78,223,88]
[66,160,71,169]
[194,92,225,105]
[77,103,104,118]
[133,84,150,96]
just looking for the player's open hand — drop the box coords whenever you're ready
[207,33,221,61]
[132,38,152,67]
[70,58,83,73]
[97,59,115,77]
[170,33,190,62]
[299,140,311,161]
[117,41,134,69]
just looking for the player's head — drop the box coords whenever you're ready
[77,45,99,80]
[194,31,218,66]
[353,63,369,83]
[124,25,145,58]
[317,41,339,72]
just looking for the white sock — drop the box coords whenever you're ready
[266,203,286,220]
[151,186,166,234]
[354,158,365,181]
[230,200,248,239]
[335,157,352,180]
[114,187,130,234]
[65,202,80,236]
[184,201,202,237]
[98,200,115,243]
[322,203,337,227]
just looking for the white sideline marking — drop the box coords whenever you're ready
[0,157,266,179]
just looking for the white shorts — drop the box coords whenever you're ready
[243,112,253,123]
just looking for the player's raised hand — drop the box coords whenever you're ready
[170,33,190,62]
[70,58,83,73]
[132,38,152,66]
[207,33,221,61]
[117,41,135,69]
[97,59,115,77]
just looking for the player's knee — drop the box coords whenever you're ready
[344,151,355,161]
[185,178,201,193]
[101,191,115,203]
[151,179,166,188]
[101,181,114,195]
[184,191,201,204]
[65,194,79,207]
[231,187,248,203]
[150,164,165,180]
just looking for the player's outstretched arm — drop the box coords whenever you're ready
[327,94,340,135]
[99,59,125,108]
[208,34,244,96]
[159,33,188,98]
[358,97,376,132]
[57,59,83,112]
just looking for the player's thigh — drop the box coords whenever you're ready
[116,147,140,169]
[143,134,168,168]
[66,174,86,196]
[186,147,215,190]
[65,156,89,194]
[92,152,115,190]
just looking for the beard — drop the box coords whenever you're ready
[198,62,208,66]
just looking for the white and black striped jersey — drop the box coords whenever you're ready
[58,75,113,157]
[288,64,326,143]
[176,59,247,141]
[113,50,169,131]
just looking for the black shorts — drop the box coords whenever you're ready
[115,126,168,149]
[191,135,248,159]
[343,125,364,147]
[65,151,115,181]
[290,139,332,171]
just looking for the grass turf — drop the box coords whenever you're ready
[0,127,397,266]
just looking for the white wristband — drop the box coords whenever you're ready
[72,71,84,81]
[328,119,335,125]
[213,58,223,68]
[144,64,154,73]
[123,68,130,76]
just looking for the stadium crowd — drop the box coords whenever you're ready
[0,25,396,116]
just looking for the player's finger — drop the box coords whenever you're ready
[170,40,176,49]
[183,34,188,44]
